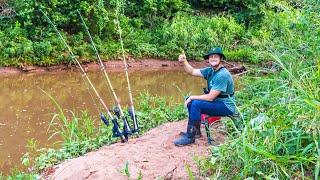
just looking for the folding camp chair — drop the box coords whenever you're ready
[201,113,241,145]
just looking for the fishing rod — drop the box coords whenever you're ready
[114,1,139,133]
[40,9,127,142]
[77,10,132,137]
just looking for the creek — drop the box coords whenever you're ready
[0,69,205,174]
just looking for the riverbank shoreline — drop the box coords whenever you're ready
[0,59,246,75]
[41,120,225,179]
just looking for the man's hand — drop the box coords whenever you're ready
[184,96,192,107]
[178,53,187,63]
[178,53,203,77]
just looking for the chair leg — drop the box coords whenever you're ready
[203,119,213,145]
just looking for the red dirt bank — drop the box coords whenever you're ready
[42,120,225,179]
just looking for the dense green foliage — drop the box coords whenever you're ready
[1,0,318,66]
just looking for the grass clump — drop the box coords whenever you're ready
[0,171,38,180]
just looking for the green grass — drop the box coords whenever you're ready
[0,171,38,180]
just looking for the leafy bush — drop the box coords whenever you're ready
[7,0,110,36]
[124,0,190,28]
[155,13,245,60]
[189,0,268,25]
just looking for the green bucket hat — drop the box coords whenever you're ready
[203,47,225,60]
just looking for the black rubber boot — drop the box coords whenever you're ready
[179,121,202,138]
[174,125,196,147]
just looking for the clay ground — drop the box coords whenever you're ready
[42,120,226,180]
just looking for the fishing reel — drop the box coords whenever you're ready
[112,106,132,139]
[100,106,139,143]
[100,113,127,143]
[111,118,127,143]
[113,106,121,119]
[100,113,109,126]
[128,106,139,133]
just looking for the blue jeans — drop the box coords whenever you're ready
[187,100,233,126]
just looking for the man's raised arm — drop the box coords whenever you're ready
[178,53,203,77]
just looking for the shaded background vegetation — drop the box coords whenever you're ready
[0,0,318,66]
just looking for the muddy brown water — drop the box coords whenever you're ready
[0,69,209,174]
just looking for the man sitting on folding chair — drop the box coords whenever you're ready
[174,47,236,146]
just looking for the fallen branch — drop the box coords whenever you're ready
[164,166,177,180]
